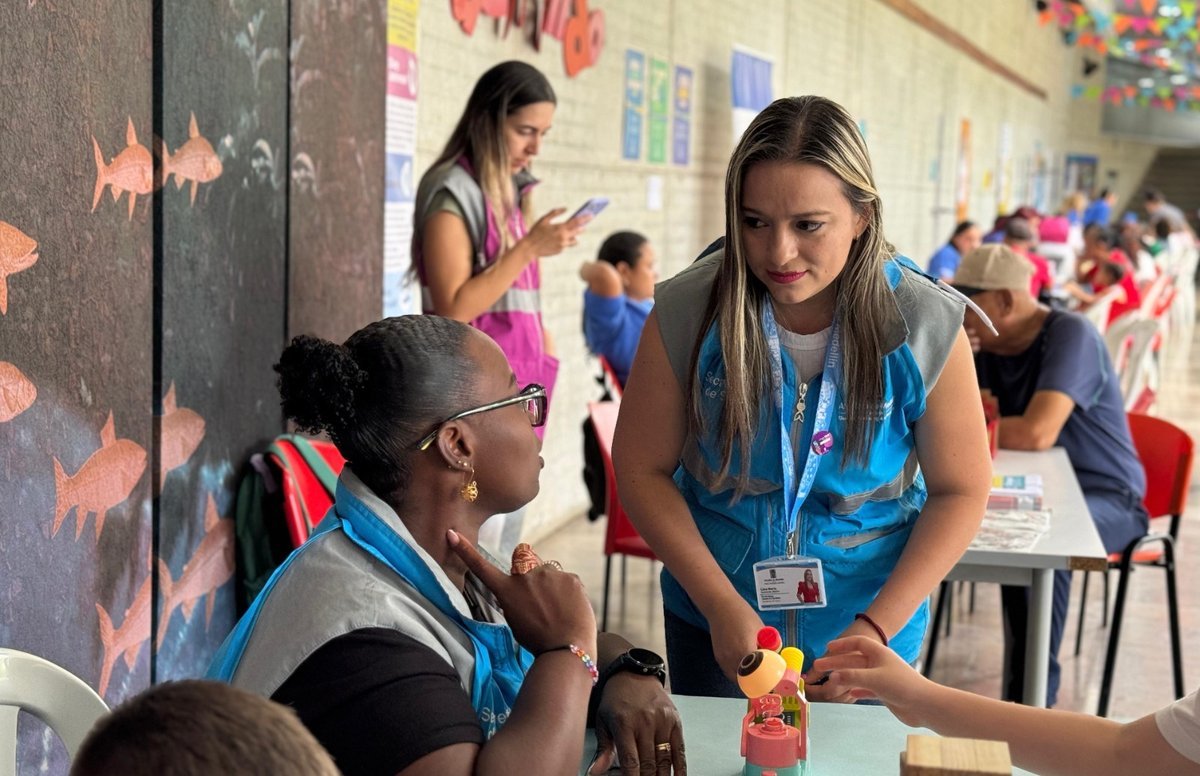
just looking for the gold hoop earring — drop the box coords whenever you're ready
[460,463,478,503]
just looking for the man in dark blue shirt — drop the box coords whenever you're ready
[953,244,1148,707]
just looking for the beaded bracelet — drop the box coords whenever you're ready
[854,612,889,647]
[567,644,599,685]
[539,643,599,685]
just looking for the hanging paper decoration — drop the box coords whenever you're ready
[1035,0,1200,112]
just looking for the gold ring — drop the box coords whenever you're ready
[655,743,672,752]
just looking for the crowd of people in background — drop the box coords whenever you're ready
[930,187,1196,327]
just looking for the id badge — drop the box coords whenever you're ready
[753,557,828,611]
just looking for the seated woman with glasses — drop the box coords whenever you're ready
[209,315,683,776]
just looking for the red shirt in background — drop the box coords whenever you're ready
[1086,249,1142,324]
[1011,245,1055,297]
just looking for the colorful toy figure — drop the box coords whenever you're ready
[737,627,810,776]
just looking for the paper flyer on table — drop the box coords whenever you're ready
[969,509,1052,552]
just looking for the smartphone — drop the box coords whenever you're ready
[569,197,609,221]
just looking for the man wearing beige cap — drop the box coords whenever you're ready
[953,244,1147,708]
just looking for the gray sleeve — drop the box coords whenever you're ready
[894,269,966,393]
[654,251,722,390]
[428,190,465,220]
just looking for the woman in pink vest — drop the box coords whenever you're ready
[413,61,590,433]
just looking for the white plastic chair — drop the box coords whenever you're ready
[1119,319,1163,411]
[1104,310,1143,373]
[1137,273,1171,319]
[0,649,109,775]
[1169,246,1198,352]
[1079,286,1122,335]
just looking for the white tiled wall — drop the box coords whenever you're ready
[415,0,1163,542]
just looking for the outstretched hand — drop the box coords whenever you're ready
[810,636,935,727]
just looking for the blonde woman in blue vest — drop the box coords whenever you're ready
[613,96,993,700]
[210,316,683,775]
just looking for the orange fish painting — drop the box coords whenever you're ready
[96,568,152,697]
[156,493,234,647]
[92,118,154,220]
[156,113,223,205]
[159,382,205,481]
[53,412,147,542]
[0,220,37,315]
[0,361,37,422]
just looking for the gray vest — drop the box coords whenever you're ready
[229,469,504,699]
[653,249,965,395]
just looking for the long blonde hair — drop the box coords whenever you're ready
[432,61,555,250]
[689,96,896,493]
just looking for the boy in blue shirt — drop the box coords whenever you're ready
[579,231,657,385]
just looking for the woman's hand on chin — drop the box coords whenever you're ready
[590,674,685,775]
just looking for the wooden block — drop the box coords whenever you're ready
[899,734,1012,776]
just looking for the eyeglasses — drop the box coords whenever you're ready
[416,383,547,451]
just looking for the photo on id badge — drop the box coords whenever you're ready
[754,558,827,612]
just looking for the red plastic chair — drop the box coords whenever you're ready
[267,435,346,548]
[587,400,656,631]
[1079,413,1193,717]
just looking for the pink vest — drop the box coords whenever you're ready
[413,159,558,434]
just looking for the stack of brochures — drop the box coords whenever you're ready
[969,475,1052,552]
[986,474,1043,511]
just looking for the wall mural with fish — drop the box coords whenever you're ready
[0,2,154,770]
[2,0,384,769]
[155,0,288,684]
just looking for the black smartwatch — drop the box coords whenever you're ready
[588,648,667,724]
[603,648,667,685]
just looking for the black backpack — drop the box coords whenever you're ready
[581,365,619,521]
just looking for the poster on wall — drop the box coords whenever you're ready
[731,46,773,143]
[383,0,420,317]
[1029,142,1050,214]
[996,122,1013,215]
[672,65,692,166]
[955,118,972,223]
[1064,154,1099,198]
[622,50,645,161]
[648,57,670,163]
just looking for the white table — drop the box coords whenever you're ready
[581,695,1034,775]
[947,448,1107,707]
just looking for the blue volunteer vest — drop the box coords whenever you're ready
[657,248,965,668]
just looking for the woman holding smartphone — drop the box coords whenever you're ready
[413,61,589,553]
[414,60,590,435]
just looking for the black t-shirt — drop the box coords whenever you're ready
[272,627,484,776]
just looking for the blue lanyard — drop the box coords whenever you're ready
[761,297,841,554]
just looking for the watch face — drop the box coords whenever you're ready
[627,647,665,670]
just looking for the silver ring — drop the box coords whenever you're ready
[543,559,563,570]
